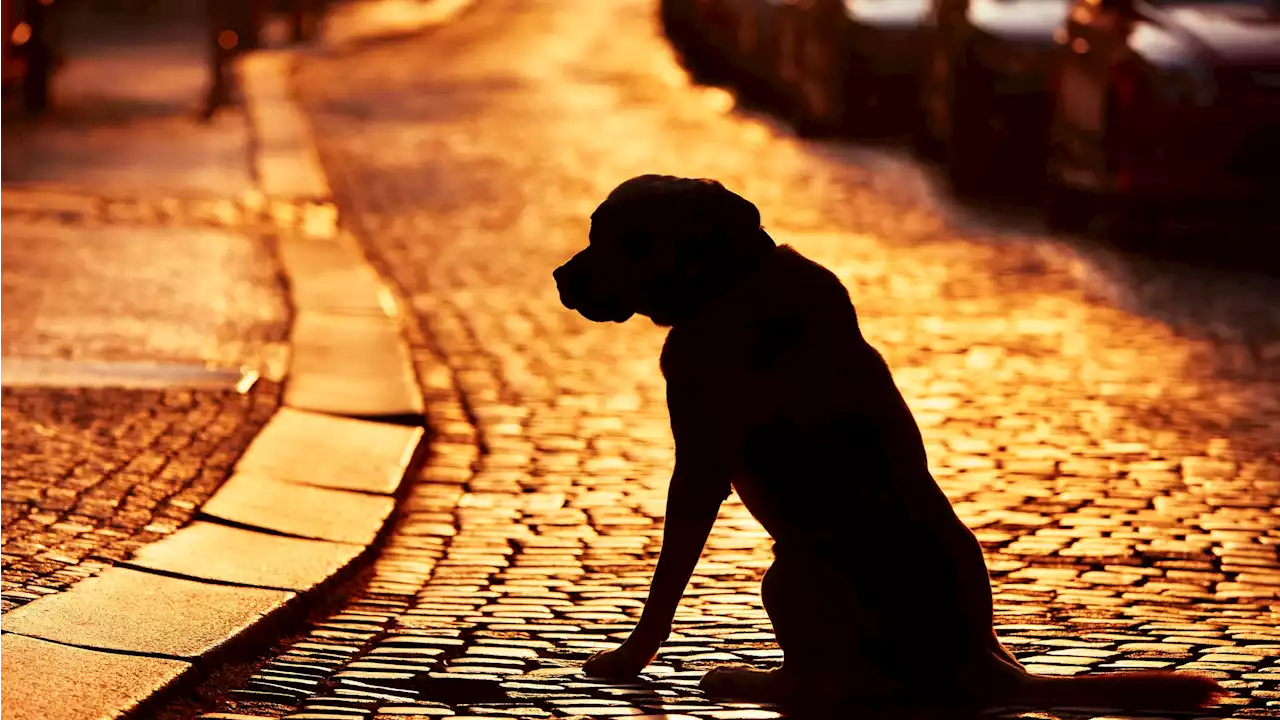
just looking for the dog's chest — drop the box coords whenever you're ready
[661,312,831,423]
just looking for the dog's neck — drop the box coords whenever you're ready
[663,233,779,329]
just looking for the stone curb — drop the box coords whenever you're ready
[318,0,481,54]
[0,1,479,716]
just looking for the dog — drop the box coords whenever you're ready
[554,174,1227,711]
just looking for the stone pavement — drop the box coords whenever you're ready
[0,0,290,611]
[320,0,480,48]
[177,0,1280,718]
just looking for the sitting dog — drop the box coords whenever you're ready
[553,174,1227,711]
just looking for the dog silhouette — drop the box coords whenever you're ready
[554,174,1225,711]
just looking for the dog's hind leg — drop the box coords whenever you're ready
[699,550,904,704]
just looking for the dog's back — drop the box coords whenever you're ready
[663,243,1017,681]
[664,244,965,546]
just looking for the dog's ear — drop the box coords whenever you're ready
[595,175,775,286]
[590,176,777,325]
[668,179,775,289]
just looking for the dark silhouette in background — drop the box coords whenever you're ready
[203,0,323,120]
[1,0,324,121]
[554,174,1228,711]
[3,0,59,113]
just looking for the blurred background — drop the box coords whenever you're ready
[3,1,1279,716]
[2,0,324,119]
[659,0,1279,263]
[5,0,1276,266]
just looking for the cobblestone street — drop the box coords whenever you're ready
[171,0,1273,716]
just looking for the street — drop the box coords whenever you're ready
[165,0,1280,717]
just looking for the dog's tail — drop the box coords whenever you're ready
[1014,671,1229,712]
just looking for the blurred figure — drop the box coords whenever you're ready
[200,0,323,120]
[3,0,61,113]
[201,0,240,120]
[289,0,318,43]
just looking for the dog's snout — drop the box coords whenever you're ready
[554,261,582,309]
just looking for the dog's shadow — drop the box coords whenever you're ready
[578,671,995,720]
[782,703,986,720]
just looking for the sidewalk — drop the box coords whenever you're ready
[2,0,285,612]
[1,2,447,718]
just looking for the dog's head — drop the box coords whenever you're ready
[554,175,776,327]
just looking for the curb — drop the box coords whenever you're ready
[318,0,480,54]
[0,2,477,718]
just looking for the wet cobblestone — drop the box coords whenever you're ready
[201,0,1278,716]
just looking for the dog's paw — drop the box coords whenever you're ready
[699,665,798,703]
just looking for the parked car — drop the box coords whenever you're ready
[656,0,793,111]
[776,0,930,136]
[915,0,1072,193]
[661,0,702,57]
[2,0,59,113]
[1043,0,1280,238]
[670,0,762,83]
[721,0,789,101]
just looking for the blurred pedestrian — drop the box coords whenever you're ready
[200,0,240,120]
[199,0,325,121]
[17,0,57,113]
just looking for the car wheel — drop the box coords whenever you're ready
[675,6,728,83]
[910,100,945,160]
[947,64,999,196]
[1043,182,1092,234]
[735,16,772,104]
[910,56,947,160]
[687,43,730,85]
[1095,94,1164,250]
[787,33,846,137]
[1101,196,1163,249]
[658,0,688,39]
[841,68,891,138]
[789,83,840,137]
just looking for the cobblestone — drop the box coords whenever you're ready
[199,0,1278,717]
[1,382,282,611]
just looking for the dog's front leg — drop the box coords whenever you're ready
[583,461,731,678]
